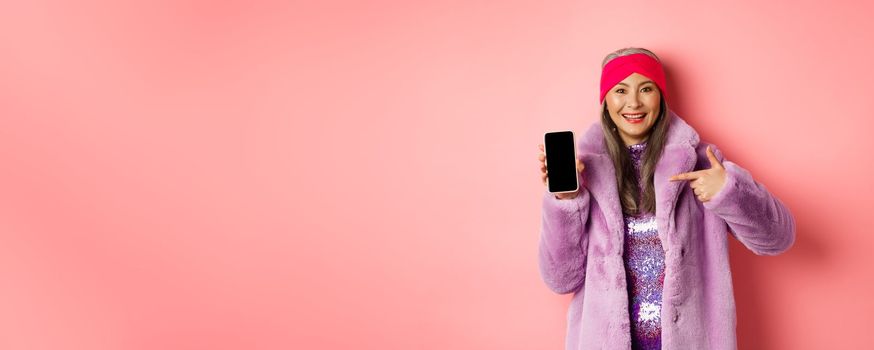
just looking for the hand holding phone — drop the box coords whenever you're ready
[539,131,585,199]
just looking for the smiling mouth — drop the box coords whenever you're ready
[622,113,646,120]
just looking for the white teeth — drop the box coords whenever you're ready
[623,114,645,119]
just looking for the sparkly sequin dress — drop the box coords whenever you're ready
[623,140,665,349]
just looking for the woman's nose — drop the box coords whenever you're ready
[625,91,642,108]
[625,98,641,109]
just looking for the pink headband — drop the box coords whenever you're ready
[599,53,668,104]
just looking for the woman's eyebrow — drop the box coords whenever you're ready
[616,81,654,86]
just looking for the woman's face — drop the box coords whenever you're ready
[605,72,662,146]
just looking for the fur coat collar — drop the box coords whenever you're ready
[577,109,701,258]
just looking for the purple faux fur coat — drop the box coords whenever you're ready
[538,110,795,349]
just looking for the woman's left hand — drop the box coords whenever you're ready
[669,146,726,203]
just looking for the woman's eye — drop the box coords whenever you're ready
[642,87,652,92]
[616,89,625,93]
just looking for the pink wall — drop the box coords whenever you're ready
[1,0,869,349]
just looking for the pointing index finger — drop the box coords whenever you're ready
[669,170,706,181]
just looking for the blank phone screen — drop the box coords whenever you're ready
[544,131,578,193]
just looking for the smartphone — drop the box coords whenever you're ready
[544,130,579,194]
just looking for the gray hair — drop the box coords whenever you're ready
[601,47,662,68]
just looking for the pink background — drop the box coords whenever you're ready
[1,0,870,349]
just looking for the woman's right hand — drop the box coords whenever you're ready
[539,143,585,200]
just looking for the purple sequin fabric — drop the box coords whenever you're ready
[623,141,665,350]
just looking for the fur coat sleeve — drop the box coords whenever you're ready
[702,145,796,256]
[537,171,591,295]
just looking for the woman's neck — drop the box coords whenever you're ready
[626,139,648,147]
[622,134,649,147]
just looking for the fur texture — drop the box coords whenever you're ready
[538,110,796,349]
